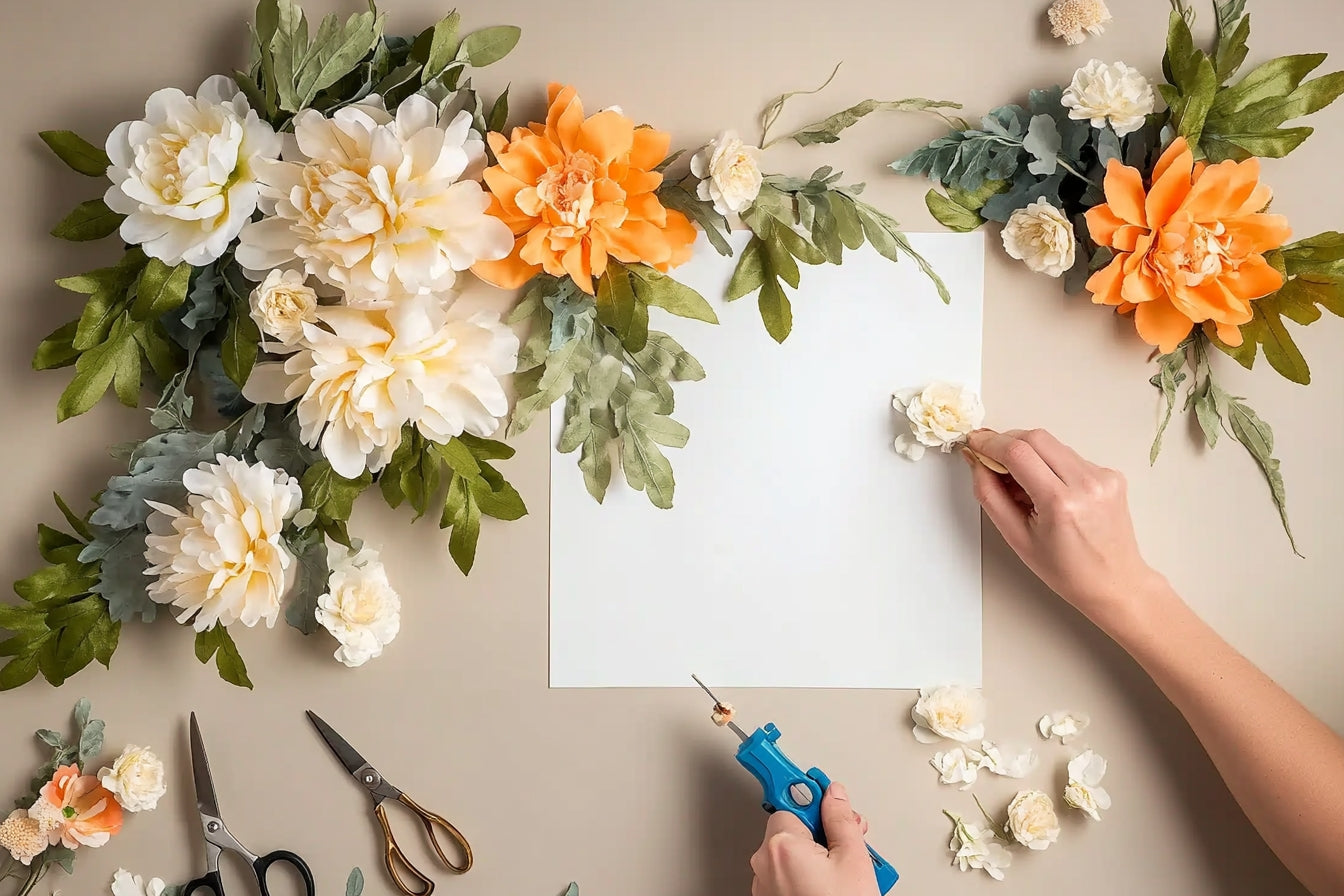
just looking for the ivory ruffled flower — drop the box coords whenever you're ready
[473,83,697,295]
[1005,790,1060,851]
[104,75,281,266]
[947,814,1011,881]
[1061,60,1155,138]
[112,870,169,896]
[912,684,987,744]
[1038,710,1090,743]
[691,131,763,215]
[1085,136,1292,352]
[250,269,318,347]
[931,746,984,790]
[0,810,47,865]
[98,746,167,813]
[1047,0,1112,45]
[236,96,513,304]
[893,383,985,460]
[143,455,302,631]
[38,765,124,849]
[1002,198,1076,277]
[1064,749,1112,821]
[315,543,401,668]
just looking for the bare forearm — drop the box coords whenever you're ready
[1103,578,1344,896]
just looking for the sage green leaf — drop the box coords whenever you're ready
[757,278,793,343]
[726,237,767,301]
[616,391,683,509]
[457,433,516,461]
[806,191,844,264]
[627,263,719,324]
[656,183,733,257]
[346,869,364,896]
[507,329,592,437]
[459,25,521,67]
[558,355,622,453]
[1212,53,1330,117]
[222,303,261,388]
[764,232,801,289]
[487,86,510,133]
[1171,55,1219,148]
[76,709,105,762]
[779,98,962,147]
[39,130,111,177]
[33,320,81,371]
[131,258,192,321]
[74,695,92,730]
[194,625,253,689]
[759,62,841,147]
[1214,1,1251,84]
[1022,114,1061,176]
[284,537,328,636]
[854,200,952,303]
[596,264,638,343]
[51,199,123,242]
[925,190,982,232]
[413,10,461,82]
[1225,397,1300,556]
[774,222,826,265]
[828,192,865,250]
[1148,346,1189,463]
[292,9,383,110]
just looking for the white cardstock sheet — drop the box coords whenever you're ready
[549,231,985,688]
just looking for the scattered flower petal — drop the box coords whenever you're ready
[1064,749,1112,821]
[979,741,1038,779]
[111,869,168,896]
[946,812,1012,880]
[931,746,985,790]
[1038,710,1090,743]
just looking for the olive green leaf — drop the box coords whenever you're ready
[458,25,522,67]
[411,10,461,83]
[1148,344,1190,463]
[774,98,962,148]
[222,298,261,388]
[39,130,111,177]
[657,182,733,257]
[33,321,81,371]
[51,199,123,242]
[1213,0,1250,84]
[194,625,253,689]
[624,262,718,324]
[758,62,841,147]
[1224,397,1299,557]
[131,258,192,321]
[1201,53,1344,161]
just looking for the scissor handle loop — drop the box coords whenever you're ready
[255,849,317,896]
[376,801,436,896]
[183,872,223,896]
[374,793,473,896]
[398,792,473,874]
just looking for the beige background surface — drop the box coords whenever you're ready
[1,0,1341,894]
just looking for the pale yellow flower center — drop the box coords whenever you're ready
[531,151,599,229]
[1174,222,1236,286]
[343,585,383,625]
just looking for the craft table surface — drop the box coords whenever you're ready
[2,1,1341,894]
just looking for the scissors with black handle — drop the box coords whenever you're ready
[185,713,317,896]
[306,710,472,896]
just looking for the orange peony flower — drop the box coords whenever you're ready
[1084,137,1292,352]
[472,84,697,295]
[38,764,123,848]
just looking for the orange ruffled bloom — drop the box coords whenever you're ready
[472,84,696,295]
[1084,137,1292,352]
[39,764,124,848]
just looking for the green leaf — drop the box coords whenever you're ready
[302,460,371,523]
[346,868,365,896]
[222,302,261,388]
[444,477,481,574]
[74,696,92,729]
[758,62,841,146]
[57,333,125,421]
[51,199,123,242]
[194,626,253,689]
[0,650,41,691]
[412,11,461,82]
[1224,397,1300,556]
[853,200,952,304]
[77,713,105,764]
[656,183,733,257]
[726,237,767,301]
[1214,1,1251,84]
[763,232,801,289]
[596,264,642,350]
[1149,345,1189,464]
[284,537,328,636]
[1202,53,1344,161]
[33,320,82,371]
[110,330,143,407]
[756,278,793,344]
[616,390,684,509]
[487,86,510,133]
[470,463,527,521]
[626,264,719,324]
[778,98,962,147]
[456,433,516,461]
[131,258,192,321]
[459,25,521,67]
[39,130,111,177]
[509,316,594,437]
[925,190,983,232]
[54,493,93,542]
[1170,55,1219,149]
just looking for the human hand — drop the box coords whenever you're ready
[964,428,1165,630]
[749,783,878,896]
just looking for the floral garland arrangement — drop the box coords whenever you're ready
[0,700,164,896]
[893,0,1344,552]
[6,0,953,691]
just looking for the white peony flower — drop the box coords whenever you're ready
[315,543,401,668]
[1038,710,1091,743]
[1061,60,1155,138]
[893,383,985,461]
[912,684,987,744]
[250,269,318,347]
[111,869,168,896]
[1064,749,1112,821]
[1048,0,1112,45]
[143,454,302,631]
[246,304,518,479]
[690,130,764,215]
[1005,790,1061,851]
[1001,198,1077,278]
[931,746,985,790]
[104,75,281,266]
[98,746,167,813]
[947,814,1012,881]
[236,97,513,304]
[980,741,1038,779]
[0,810,47,866]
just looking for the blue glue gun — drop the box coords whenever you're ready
[694,678,899,893]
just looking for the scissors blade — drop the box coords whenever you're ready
[189,713,222,820]
[306,710,380,779]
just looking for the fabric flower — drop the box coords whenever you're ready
[472,83,697,295]
[315,543,402,668]
[1064,749,1112,821]
[245,304,517,479]
[1005,790,1060,851]
[250,269,318,347]
[931,746,985,790]
[691,131,763,215]
[98,746,167,813]
[1061,60,1154,138]
[26,798,65,835]
[143,455,302,631]
[0,810,48,865]
[236,96,512,304]
[1038,710,1091,743]
[893,383,985,461]
[112,869,169,896]
[1001,198,1076,277]
[1047,0,1112,45]
[947,814,1011,881]
[104,75,281,266]
[1085,136,1292,352]
[912,684,987,744]
[37,765,124,848]
[980,741,1038,779]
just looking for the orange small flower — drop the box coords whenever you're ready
[1085,137,1292,352]
[39,764,123,848]
[472,84,697,295]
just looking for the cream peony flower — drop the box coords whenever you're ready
[1038,710,1091,743]
[912,684,987,744]
[1064,749,1112,821]
[250,269,318,347]
[893,383,985,461]
[1002,198,1076,277]
[947,814,1011,881]
[1005,790,1061,851]
[246,304,518,479]
[104,75,281,266]
[691,131,764,215]
[26,798,65,835]
[236,96,513,304]
[143,454,302,631]
[0,810,47,866]
[99,746,167,813]
[111,869,168,896]
[980,741,1038,779]
[931,746,985,790]
[1062,60,1155,138]
[315,543,401,668]
[1048,0,1112,45]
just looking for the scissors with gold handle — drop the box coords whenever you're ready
[306,710,472,895]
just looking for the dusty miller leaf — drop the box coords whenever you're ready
[1148,345,1190,463]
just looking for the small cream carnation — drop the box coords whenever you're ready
[0,810,48,865]
[315,543,401,668]
[691,130,763,215]
[1002,198,1076,277]
[912,684,987,744]
[250,269,318,347]
[1005,790,1061,851]
[1038,710,1091,743]
[1048,0,1112,45]
[99,746,167,813]
[1062,59,1155,137]
[893,383,985,460]
[1064,749,1112,821]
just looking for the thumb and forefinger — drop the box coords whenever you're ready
[820,783,870,867]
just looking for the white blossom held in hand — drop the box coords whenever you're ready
[105,75,281,266]
[1061,60,1155,137]
[931,746,985,790]
[143,454,302,631]
[315,543,402,668]
[980,741,1038,779]
[1005,790,1061,851]
[1038,710,1091,743]
[0,810,47,866]
[250,269,318,347]
[912,684,987,744]
[98,746,167,813]
[946,813,1012,881]
[893,383,985,460]
[236,97,513,304]
[1064,749,1112,821]
[691,131,763,215]
[1002,198,1077,277]
[1048,0,1112,45]
[111,869,169,896]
